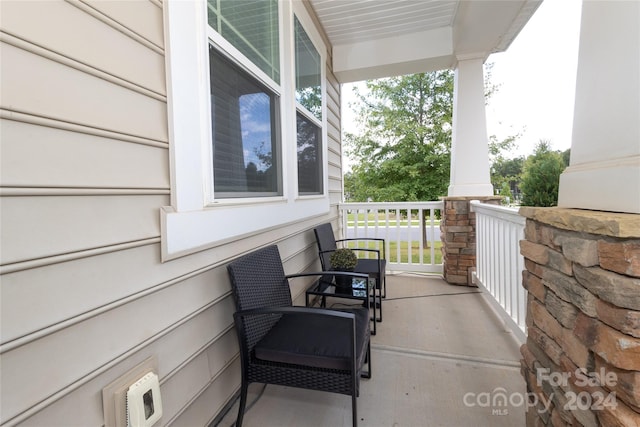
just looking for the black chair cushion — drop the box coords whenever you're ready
[254,307,370,371]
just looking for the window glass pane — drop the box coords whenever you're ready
[209,46,281,197]
[208,0,280,83]
[294,17,321,120]
[297,112,322,195]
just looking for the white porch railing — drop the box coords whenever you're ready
[471,200,527,342]
[339,202,444,273]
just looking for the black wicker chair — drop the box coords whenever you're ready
[227,245,372,427]
[314,223,387,321]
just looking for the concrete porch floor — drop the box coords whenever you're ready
[216,273,526,427]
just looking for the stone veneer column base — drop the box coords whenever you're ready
[519,207,640,426]
[440,196,502,286]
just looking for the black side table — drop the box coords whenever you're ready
[305,275,377,335]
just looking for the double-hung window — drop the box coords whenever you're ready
[294,16,323,195]
[162,0,329,260]
[207,0,282,198]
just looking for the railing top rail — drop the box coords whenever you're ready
[340,201,444,209]
[470,200,526,225]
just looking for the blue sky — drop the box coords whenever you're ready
[239,93,272,170]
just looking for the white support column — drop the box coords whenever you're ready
[558,1,640,214]
[448,56,493,197]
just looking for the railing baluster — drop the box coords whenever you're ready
[429,208,435,265]
[470,200,526,341]
[417,208,423,267]
[384,208,390,262]
[407,206,412,266]
[339,202,444,273]
[395,207,401,265]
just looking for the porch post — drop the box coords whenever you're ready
[557,1,640,214]
[447,55,493,197]
[520,3,640,425]
[441,56,496,286]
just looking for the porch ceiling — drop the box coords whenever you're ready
[308,0,543,82]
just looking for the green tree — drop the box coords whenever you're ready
[499,182,514,205]
[488,134,524,202]
[344,71,454,202]
[520,140,567,207]
[561,148,571,167]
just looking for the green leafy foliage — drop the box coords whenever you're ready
[344,71,454,202]
[520,141,568,207]
[330,248,358,270]
[488,134,523,203]
[499,182,514,205]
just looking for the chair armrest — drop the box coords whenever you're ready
[285,271,369,281]
[328,247,384,260]
[337,238,385,244]
[349,248,382,258]
[234,305,355,320]
[336,238,386,258]
[318,248,383,261]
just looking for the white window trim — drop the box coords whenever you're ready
[161,0,329,261]
[292,4,328,200]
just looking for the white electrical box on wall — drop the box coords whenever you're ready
[126,372,162,427]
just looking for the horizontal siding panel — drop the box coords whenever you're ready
[326,69,340,93]
[277,229,317,262]
[328,54,344,213]
[205,328,240,380]
[0,119,169,190]
[328,119,340,139]
[168,359,241,427]
[0,195,166,265]
[0,270,235,424]
[161,328,239,423]
[81,0,165,49]
[1,242,219,344]
[329,191,343,206]
[15,320,237,426]
[281,238,322,301]
[328,125,341,140]
[327,90,340,118]
[327,102,340,129]
[0,42,168,142]
[326,78,340,106]
[0,0,165,95]
[329,133,341,151]
[162,352,212,423]
[328,140,341,159]
[327,149,342,167]
[327,107,341,133]
[328,162,341,177]
[329,178,343,192]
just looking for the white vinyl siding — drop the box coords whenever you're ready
[0,1,342,426]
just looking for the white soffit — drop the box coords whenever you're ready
[308,0,543,82]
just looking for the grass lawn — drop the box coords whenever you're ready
[348,240,443,265]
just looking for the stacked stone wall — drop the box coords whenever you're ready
[519,207,640,426]
[440,196,501,285]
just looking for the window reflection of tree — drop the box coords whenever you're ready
[297,113,321,194]
[246,142,276,192]
[210,46,280,196]
[296,86,321,120]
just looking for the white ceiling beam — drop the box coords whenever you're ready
[332,26,453,83]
